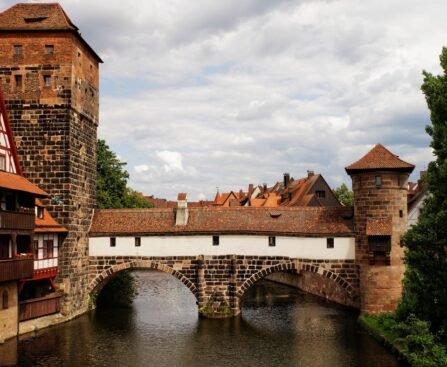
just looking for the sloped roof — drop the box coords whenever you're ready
[90,207,354,236]
[366,217,392,236]
[345,144,415,174]
[0,3,103,62]
[35,199,67,233]
[0,171,47,196]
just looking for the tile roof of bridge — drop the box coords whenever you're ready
[90,207,354,237]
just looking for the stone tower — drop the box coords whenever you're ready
[346,144,414,314]
[0,3,102,316]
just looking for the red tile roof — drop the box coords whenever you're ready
[90,207,354,236]
[177,193,187,201]
[0,171,48,196]
[345,144,415,174]
[35,199,67,233]
[366,217,392,236]
[0,3,103,62]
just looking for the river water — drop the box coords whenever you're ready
[6,271,401,367]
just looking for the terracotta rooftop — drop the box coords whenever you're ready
[35,199,67,233]
[0,171,47,197]
[90,207,354,236]
[366,217,392,236]
[345,144,415,174]
[0,3,103,62]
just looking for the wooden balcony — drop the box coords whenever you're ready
[0,256,34,282]
[0,210,35,231]
[19,293,62,322]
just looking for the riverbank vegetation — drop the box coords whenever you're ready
[96,270,138,308]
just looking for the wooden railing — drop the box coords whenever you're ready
[19,293,62,322]
[0,210,35,230]
[0,256,33,282]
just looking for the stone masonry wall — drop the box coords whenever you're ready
[88,255,359,317]
[0,30,99,316]
[0,282,18,343]
[352,171,409,313]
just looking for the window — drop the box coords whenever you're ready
[15,75,23,88]
[34,239,38,258]
[43,239,54,258]
[212,235,219,246]
[2,291,8,310]
[44,75,51,87]
[316,190,326,198]
[14,45,22,55]
[268,236,276,247]
[45,45,54,55]
[36,206,44,219]
[135,237,141,247]
[375,176,382,187]
[110,237,116,247]
[327,238,334,249]
[399,209,403,218]
[0,154,5,171]
[368,236,391,253]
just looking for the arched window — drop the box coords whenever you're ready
[2,290,8,309]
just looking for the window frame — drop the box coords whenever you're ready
[44,44,54,55]
[327,237,334,249]
[14,45,23,56]
[212,235,219,246]
[268,236,276,247]
[135,237,141,247]
[110,237,116,247]
[43,75,51,88]
[316,190,326,198]
[375,175,382,187]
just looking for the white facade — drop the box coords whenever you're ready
[89,235,355,260]
[34,233,59,270]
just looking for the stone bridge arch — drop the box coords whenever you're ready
[88,259,199,300]
[236,261,358,308]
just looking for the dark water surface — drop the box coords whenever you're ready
[7,271,401,367]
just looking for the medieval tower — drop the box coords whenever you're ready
[346,144,414,314]
[0,3,101,315]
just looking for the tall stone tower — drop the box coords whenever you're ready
[0,3,102,316]
[346,144,414,314]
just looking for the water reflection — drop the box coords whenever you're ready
[4,270,402,367]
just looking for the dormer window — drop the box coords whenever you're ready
[375,176,382,187]
[36,206,44,219]
[45,45,54,55]
[316,190,326,198]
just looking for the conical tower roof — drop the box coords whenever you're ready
[345,144,415,175]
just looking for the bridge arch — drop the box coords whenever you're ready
[237,261,357,306]
[88,260,198,300]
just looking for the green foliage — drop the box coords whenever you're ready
[361,313,447,367]
[333,183,354,206]
[397,47,447,341]
[96,139,152,209]
[96,270,138,308]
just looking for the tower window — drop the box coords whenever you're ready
[44,75,51,87]
[212,235,219,246]
[135,237,141,247]
[45,45,54,55]
[14,45,23,55]
[327,238,334,249]
[375,176,382,187]
[316,190,326,198]
[15,75,23,88]
[399,209,403,218]
[268,236,276,247]
[110,237,116,247]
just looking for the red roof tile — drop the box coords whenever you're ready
[90,207,354,236]
[177,193,187,201]
[0,171,48,196]
[346,144,415,174]
[35,199,67,233]
[366,217,392,236]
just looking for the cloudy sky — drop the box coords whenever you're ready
[2,0,446,200]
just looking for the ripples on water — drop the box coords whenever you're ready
[4,271,402,367]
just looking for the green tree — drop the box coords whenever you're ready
[333,183,354,207]
[96,139,152,209]
[397,47,447,341]
[96,270,138,308]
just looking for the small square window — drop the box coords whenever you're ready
[110,237,116,247]
[268,236,276,247]
[45,45,54,55]
[14,45,22,55]
[375,176,382,187]
[327,238,334,249]
[212,235,219,246]
[316,190,326,198]
[135,237,141,247]
[15,75,22,88]
[44,75,51,87]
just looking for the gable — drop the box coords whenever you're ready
[0,90,20,174]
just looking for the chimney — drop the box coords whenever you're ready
[176,193,189,226]
[283,173,290,187]
[307,170,314,178]
[263,183,268,193]
[248,184,254,197]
